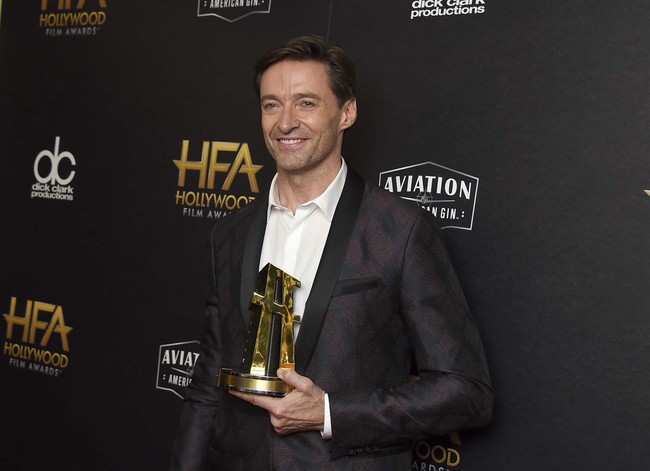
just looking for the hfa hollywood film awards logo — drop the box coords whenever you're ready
[379,162,479,230]
[197,0,272,23]
[31,136,76,202]
[39,0,108,37]
[173,140,263,220]
[412,434,463,471]
[2,297,73,378]
[156,341,201,398]
[410,0,486,20]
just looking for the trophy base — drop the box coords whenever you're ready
[218,368,291,397]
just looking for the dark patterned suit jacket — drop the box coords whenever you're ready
[169,170,493,470]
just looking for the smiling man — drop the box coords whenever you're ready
[170,35,493,471]
[261,59,355,177]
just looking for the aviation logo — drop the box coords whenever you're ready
[379,162,479,230]
[197,0,272,23]
[156,340,201,399]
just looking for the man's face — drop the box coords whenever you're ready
[259,60,356,175]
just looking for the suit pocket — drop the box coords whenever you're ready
[332,276,381,297]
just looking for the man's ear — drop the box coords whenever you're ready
[340,98,358,130]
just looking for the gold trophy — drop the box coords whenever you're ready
[218,263,301,396]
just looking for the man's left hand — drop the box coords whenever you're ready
[229,368,325,435]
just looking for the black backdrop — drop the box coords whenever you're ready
[2,1,650,470]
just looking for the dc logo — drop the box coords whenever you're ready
[34,136,76,185]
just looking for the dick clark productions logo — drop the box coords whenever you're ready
[31,136,76,202]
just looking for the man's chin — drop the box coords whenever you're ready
[271,153,310,172]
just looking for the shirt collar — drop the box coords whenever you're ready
[267,158,348,222]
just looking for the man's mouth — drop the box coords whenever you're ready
[278,138,306,145]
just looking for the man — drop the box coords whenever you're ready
[170,35,493,470]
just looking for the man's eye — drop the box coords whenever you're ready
[262,102,278,110]
[300,101,315,108]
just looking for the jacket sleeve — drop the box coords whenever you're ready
[169,238,223,470]
[328,211,494,458]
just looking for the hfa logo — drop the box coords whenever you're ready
[197,0,272,23]
[39,0,108,37]
[379,162,479,230]
[412,433,463,470]
[2,296,73,377]
[173,140,262,219]
[31,136,76,202]
[156,341,201,399]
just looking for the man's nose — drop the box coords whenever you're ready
[278,107,299,133]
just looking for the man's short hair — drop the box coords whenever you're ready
[254,35,356,108]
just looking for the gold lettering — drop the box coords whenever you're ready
[414,441,429,460]
[174,140,209,188]
[184,191,197,206]
[30,302,54,345]
[449,432,462,446]
[447,447,461,466]
[221,143,261,192]
[208,142,238,189]
[175,140,262,193]
[3,297,31,342]
[3,298,72,351]
[431,445,446,464]
[41,305,72,352]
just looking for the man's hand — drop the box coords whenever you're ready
[229,368,325,435]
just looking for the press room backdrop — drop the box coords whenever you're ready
[1,1,649,470]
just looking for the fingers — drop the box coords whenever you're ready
[227,372,326,435]
[228,389,277,411]
[277,367,312,391]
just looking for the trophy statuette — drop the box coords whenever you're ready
[218,263,301,397]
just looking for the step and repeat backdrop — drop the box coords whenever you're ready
[1,1,650,470]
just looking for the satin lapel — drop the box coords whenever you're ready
[295,170,365,373]
[239,196,268,325]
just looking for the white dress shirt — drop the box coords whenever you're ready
[258,158,347,439]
